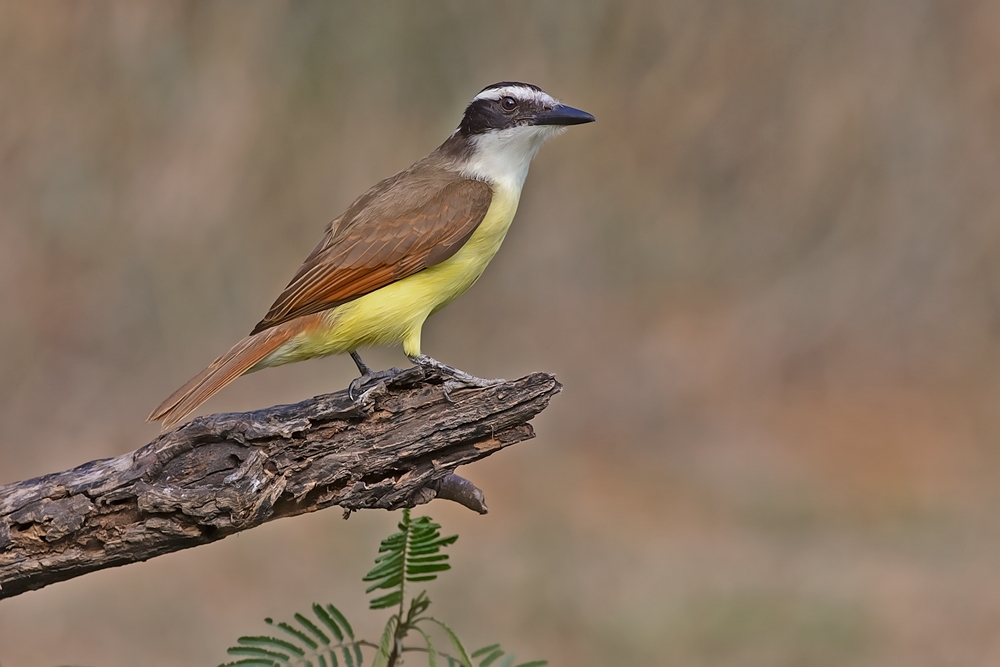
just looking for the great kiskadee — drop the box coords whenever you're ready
[149,82,594,428]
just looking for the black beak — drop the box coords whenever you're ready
[532,104,596,126]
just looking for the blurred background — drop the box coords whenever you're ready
[2,1,1000,665]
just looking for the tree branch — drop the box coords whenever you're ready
[0,368,561,600]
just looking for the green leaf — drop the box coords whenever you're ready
[513,661,548,667]
[363,554,404,581]
[408,554,450,563]
[422,618,474,667]
[219,659,276,667]
[227,646,291,663]
[325,605,355,640]
[376,539,404,552]
[367,559,400,576]
[371,615,399,667]
[365,573,403,593]
[497,655,517,667]
[406,592,431,619]
[412,625,439,667]
[294,613,331,645]
[237,636,307,657]
[268,620,320,651]
[410,544,448,558]
[478,648,504,667]
[472,644,501,659]
[407,563,451,575]
[369,590,402,610]
[312,604,345,643]
[407,544,451,556]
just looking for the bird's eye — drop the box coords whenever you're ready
[500,96,518,112]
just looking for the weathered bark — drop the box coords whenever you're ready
[0,368,560,600]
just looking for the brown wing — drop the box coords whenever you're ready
[250,177,492,334]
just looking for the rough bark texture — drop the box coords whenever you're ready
[0,368,560,600]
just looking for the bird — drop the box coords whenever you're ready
[148,82,595,428]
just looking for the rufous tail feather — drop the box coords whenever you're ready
[148,325,299,429]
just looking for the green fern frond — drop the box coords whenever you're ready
[468,643,548,667]
[220,509,547,667]
[219,604,364,667]
[362,509,458,610]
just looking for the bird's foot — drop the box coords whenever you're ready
[407,354,505,388]
[348,367,405,401]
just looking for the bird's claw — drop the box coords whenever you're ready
[348,367,404,401]
[408,354,505,389]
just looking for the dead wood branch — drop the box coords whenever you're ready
[0,368,560,600]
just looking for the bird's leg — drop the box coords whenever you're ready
[350,350,371,375]
[407,354,505,388]
[348,350,404,401]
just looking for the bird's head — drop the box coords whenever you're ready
[453,82,595,189]
[459,82,595,136]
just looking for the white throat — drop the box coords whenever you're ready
[460,125,563,192]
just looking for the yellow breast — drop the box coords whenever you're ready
[261,182,521,367]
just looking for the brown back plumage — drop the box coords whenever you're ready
[251,165,492,334]
[148,149,493,428]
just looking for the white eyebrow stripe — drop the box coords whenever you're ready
[472,86,557,106]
